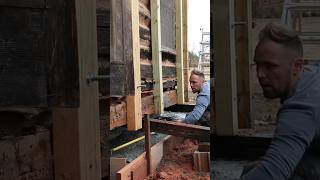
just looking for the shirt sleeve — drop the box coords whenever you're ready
[185,93,210,124]
[241,103,316,180]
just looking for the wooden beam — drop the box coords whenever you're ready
[213,0,238,136]
[193,151,210,172]
[144,115,151,175]
[127,0,142,130]
[182,0,189,102]
[235,0,253,129]
[149,119,210,141]
[53,0,101,178]
[151,0,164,114]
[116,136,168,180]
[175,0,184,104]
[110,158,127,180]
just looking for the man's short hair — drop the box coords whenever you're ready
[259,23,303,57]
[190,69,205,80]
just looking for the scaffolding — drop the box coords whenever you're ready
[198,28,210,80]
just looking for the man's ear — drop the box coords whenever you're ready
[293,57,304,76]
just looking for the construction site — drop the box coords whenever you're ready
[1,0,320,179]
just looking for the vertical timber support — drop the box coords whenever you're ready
[151,0,164,114]
[213,0,238,136]
[127,0,142,130]
[176,0,184,104]
[182,0,189,103]
[235,0,253,129]
[53,0,101,179]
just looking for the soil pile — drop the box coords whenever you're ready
[145,138,210,180]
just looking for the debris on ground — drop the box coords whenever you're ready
[145,138,210,180]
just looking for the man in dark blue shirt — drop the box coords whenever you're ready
[240,23,320,180]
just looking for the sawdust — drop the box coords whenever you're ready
[145,139,210,180]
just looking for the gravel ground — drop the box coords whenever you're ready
[212,160,251,180]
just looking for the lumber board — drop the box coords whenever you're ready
[182,0,189,102]
[151,0,164,114]
[127,0,142,130]
[193,151,210,172]
[149,119,210,141]
[235,0,253,129]
[175,0,184,104]
[144,115,151,175]
[110,158,127,180]
[53,0,101,179]
[213,0,238,135]
[116,135,168,180]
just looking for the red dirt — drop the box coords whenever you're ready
[145,139,210,180]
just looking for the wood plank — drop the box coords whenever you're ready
[182,0,189,102]
[213,0,238,136]
[127,0,142,131]
[151,0,164,114]
[144,115,151,175]
[110,158,127,180]
[149,119,210,141]
[175,0,184,104]
[53,0,101,179]
[235,0,253,129]
[116,135,168,180]
[193,151,210,172]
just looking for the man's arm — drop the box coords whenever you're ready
[241,103,316,180]
[185,94,209,124]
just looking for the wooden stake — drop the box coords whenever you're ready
[144,114,151,175]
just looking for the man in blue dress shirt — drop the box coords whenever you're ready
[183,69,210,126]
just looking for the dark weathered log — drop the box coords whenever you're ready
[149,119,210,141]
[47,0,79,107]
[141,64,176,79]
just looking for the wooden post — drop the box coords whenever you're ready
[144,114,151,175]
[151,0,164,114]
[213,0,238,136]
[176,0,184,104]
[53,0,101,179]
[183,0,189,103]
[127,0,142,130]
[235,0,253,129]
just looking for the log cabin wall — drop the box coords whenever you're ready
[0,0,79,178]
[140,0,178,116]
[104,0,179,131]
